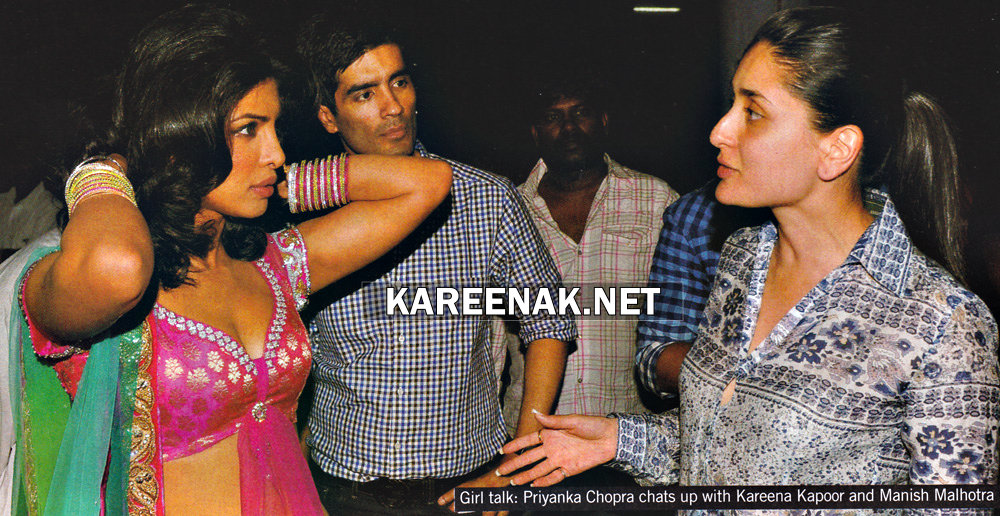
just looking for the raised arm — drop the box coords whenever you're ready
[290,154,451,291]
[23,158,154,342]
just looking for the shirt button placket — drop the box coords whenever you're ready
[386,276,403,467]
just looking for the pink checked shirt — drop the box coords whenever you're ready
[495,155,677,431]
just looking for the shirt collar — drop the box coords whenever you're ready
[845,189,914,295]
[414,140,429,158]
[755,189,914,295]
[521,153,622,198]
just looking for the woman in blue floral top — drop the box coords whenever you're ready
[499,6,999,498]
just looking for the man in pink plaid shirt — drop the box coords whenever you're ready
[494,74,678,491]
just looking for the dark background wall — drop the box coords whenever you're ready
[0,0,721,191]
[2,0,999,307]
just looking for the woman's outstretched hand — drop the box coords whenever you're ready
[496,411,619,487]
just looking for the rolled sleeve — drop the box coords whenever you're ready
[491,184,577,345]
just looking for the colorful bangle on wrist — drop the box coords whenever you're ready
[64,160,137,216]
[284,153,350,213]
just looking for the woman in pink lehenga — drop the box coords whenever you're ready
[10,5,451,515]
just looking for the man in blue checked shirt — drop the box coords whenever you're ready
[294,12,576,515]
[636,180,769,397]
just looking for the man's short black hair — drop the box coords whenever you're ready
[295,9,400,113]
[527,71,608,124]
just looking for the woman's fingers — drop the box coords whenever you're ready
[509,459,568,487]
[500,415,613,486]
[531,466,569,488]
[501,431,541,455]
[496,445,546,476]
[532,411,577,430]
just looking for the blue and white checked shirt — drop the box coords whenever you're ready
[636,181,768,397]
[306,143,577,481]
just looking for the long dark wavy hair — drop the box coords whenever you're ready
[749,7,966,283]
[109,5,286,289]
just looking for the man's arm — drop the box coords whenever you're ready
[512,338,568,437]
[636,188,717,396]
[492,179,576,419]
[437,337,568,513]
[649,341,692,393]
[439,177,575,515]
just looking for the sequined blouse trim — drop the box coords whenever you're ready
[271,226,310,310]
[152,258,287,375]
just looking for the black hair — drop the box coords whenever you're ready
[111,5,286,289]
[749,7,966,283]
[295,10,399,114]
[527,71,608,124]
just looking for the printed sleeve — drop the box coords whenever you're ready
[271,226,311,311]
[608,411,681,485]
[900,293,999,504]
[636,198,712,396]
[491,184,577,345]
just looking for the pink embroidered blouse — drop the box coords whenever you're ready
[25,227,322,514]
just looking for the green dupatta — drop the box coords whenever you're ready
[7,246,150,515]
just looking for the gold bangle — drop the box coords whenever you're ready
[65,163,137,215]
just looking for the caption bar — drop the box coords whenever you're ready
[454,485,1000,511]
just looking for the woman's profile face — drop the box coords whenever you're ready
[201,78,285,220]
[710,42,826,209]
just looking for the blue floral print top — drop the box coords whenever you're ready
[613,191,999,505]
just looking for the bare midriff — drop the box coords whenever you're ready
[163,432,241,515]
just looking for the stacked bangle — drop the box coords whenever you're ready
[285,153,350,213]
[64,158,137,216]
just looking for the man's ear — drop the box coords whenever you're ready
[530,125,539,147]
[819,124,863,182]
[317,104,339,135]
[600,112,609,135]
